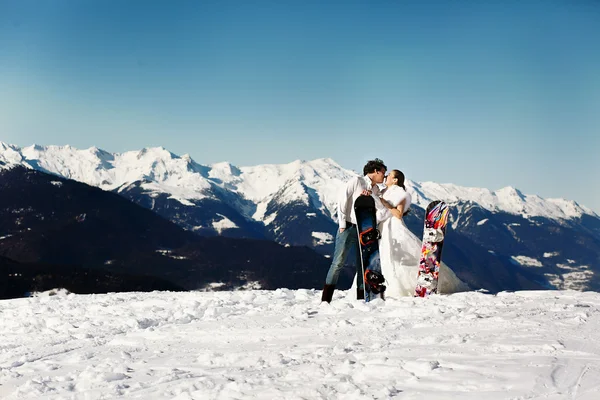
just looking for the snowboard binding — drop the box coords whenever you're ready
[364,269,386,295]
[359,227,381,246]
[423,227,444,243]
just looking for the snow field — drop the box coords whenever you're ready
[1,289,600,399]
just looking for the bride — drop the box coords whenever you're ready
[377,170,467,297]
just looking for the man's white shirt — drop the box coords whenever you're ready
[337,175,391,230]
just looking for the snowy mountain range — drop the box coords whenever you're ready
[1,142,593,222]
[2,142,600,292]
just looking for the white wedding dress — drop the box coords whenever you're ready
[376,185,468,298]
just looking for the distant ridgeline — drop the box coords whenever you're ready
[1,143,599,295]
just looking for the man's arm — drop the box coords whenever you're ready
[338,177,358,231]
[374,196,392,223]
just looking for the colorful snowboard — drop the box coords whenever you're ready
[354,195,386,302]
[414,201,449,297]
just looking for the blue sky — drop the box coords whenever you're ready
[1,0,599,212]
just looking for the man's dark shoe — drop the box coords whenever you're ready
[357,287,365,300]
[321,284,336,303]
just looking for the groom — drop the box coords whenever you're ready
[321,158,391,303]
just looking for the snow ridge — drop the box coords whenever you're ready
[0,142,595,222]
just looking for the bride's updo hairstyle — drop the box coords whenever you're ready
[391,170,406,190]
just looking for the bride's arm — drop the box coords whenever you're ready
[394,202,406,219]
[380,197,404,219]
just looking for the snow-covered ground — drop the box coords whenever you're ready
[2,290,600,399]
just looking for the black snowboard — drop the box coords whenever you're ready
[354,195,386,302]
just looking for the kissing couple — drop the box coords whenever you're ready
[321,158,422,302]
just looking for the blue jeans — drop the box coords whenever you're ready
[325,224,363,289]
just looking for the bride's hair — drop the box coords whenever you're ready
[391,170,406,190]
[391,170,411,217]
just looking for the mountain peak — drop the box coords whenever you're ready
[0,142,25,167]
[497,186,525,198]
[312,157,339,165]
[0,142,19,151]
[32,144,45,151]
[136,146,176,160]
[86,146,113,161]
[210,161,241,176]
